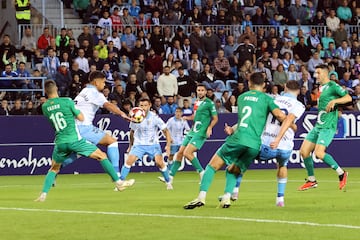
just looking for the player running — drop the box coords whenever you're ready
[35,80,134,202]
[298,64,351,191]
[183,72,294,209]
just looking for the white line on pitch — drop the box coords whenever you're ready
[0,207,359,230]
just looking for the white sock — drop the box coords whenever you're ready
[335,167,344,176]
[223,192,231,200]
[308,176,316,182]
[198,191,207,200]
[276,196,284,203]
[233,187,239,193]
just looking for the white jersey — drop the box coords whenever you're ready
[261,93,305,151]
[74,85,108,125]
[130,111,167,145]
[166,116,190,145]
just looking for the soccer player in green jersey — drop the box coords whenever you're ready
[298,64,351,191]
[166,84,218,185]
[35,80,134,202]
[184,72,294,209]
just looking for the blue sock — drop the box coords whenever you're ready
[160,166,170,183]
[107,142,120,173]
[62,153,78,168]
[277,177,287,197]
[120,165,131,180]
[235,174,243,188]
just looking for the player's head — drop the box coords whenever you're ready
[89,71,106,91]
[249,72,265,89]
[284,80,301,96]
[44,80,58,97]
[314,64,330,84]
[196,83,207,100]
[139,97,152,113]
[175,107,183,118]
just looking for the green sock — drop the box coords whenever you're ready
[170,160,181,177]
[224,169,237,194]
[303,156,315,177]
[42,171,57,193]
[191,157,204,173]
[200,165,216,192]
[322,153,339,170]
[100,159,120,181]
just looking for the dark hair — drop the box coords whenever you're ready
[315,64,329,72]
[44,79,57,95]
[89,71,106,82]
[286,80,300,91]
[250,72,265,86]
[139,97,151,103]
[196,83,207,90]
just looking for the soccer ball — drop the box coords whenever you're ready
[129,107,146,123]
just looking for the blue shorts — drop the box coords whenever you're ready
[259,144,292,167]
[170,145,181,155]
[77,125,106,145]
[129,144,162,160]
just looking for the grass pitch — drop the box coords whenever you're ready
[0,168,359,240]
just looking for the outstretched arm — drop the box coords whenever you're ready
[103,101,132,121]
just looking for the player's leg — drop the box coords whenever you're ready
[154,154,173,190]
[170,135,190,177]
[313,129,348,190]
[184,153,225,209]
[98,134,121,176]
[35,159,62,202]
[275,149,292,207]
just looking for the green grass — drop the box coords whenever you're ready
[0,168,359,240]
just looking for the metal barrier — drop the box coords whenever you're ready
[18,24,59,47]
[0,77,47,96]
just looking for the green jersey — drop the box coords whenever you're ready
[229,90,279,150]
[316,81,348,131]
[42,97,82,144]
[188,97,217,138]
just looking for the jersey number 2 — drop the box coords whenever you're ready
[49,112,67,131]
[239,106,252,128]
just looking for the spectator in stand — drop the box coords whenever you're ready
[298,71,314,94]
[189,24,205,59]
[200,63,226,92]
[288,0,307,25]
[94,39,108,60]
[41,48,60,79]
[270,51,283,72]
[20,28,36,66]
[121,7,135,27]
[152,96,163,114]
[73,0,89,22]
[224,95,238,113]
[213,49,234,83]
[232,81,247,99]
[326,9,341,33]
[333,22,348,48]
[25,100,37,115]
[337,40,352,68]
[109,84,126,106]
[273,64,288,92]
[106,30,121,50]
[157,66,178,99]
[339,72,355,89]
[321,29,335,50]
[16,62,36,97]
[125,74,141,98]
[0,99,10,115]
[70,61,86,86]
[201,7,216,25]
[202,26,221,64]
[98,10,112,34]
[268,37,282,56]
[297,85,313,110]
[149,26,165,57]
[242,14,253,29]
[308,52,324,76]
[88,49,105,71]
[234,36,256,69]
[238,26,257,47]
[55,28,70,56]
[69,74,82,99]
[75,48,89,73]
[55,62,72,96]
[10,99,25,115]
[294,36,312,64]
[161,95,178,114]
[78,26,94,49]
[307,28,321,51]
[37,28,54,55]
[337,0,353,24]
[255,60,272,82]
[252,7,268,25]
[145,48,163,76]
[118,55,131,78]
[143,71,158,100]
[338,60,354,80]
[311,10,326,26]
[177,66,195,107]
[287,64,299,81]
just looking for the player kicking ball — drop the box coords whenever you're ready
[35,80,134,202]
[298,64,351,191]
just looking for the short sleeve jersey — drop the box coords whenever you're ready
[187,98,217,138]
[316,81,348,131]
[129,111,167,145]
[74,85,108,125]
[42,97,81,144]
[261,94,306,151]
[166,116,190,145]
[229,90,279,150]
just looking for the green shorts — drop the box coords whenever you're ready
[52,138,98,163]
[182,134,207,150]
[216,141,259,174]
[305,127,336,147]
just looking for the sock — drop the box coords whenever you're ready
[199,165,216,192]
[160,166,170,183]
[198,191,207,200]
[191,157,204,173]
[100,159,119,181]
[107,142,120,173]
[224,169,238,194]
[235,173,243,189]
[42,171,57,193]
[120,164,131,180]
[170,160,181,177]
[322,153,339,170]
[277,177,287,197]
[335,167,345,176]
[303,156,315,177]
[62,153,78,168]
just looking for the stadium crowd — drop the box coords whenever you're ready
[1,0,360,116]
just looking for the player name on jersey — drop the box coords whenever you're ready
[244,96,258,102]
[46,104,60,111]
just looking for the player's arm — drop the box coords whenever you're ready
[207,114,218,138]
[326,93,352,112]
[183,114,194,121]
[162,128,172,156]
[270,113,297,149]
[76,112,84,122]
[103,101,132,121]
[224,123,238,135]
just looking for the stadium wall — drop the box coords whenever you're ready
[1,112,360,175]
